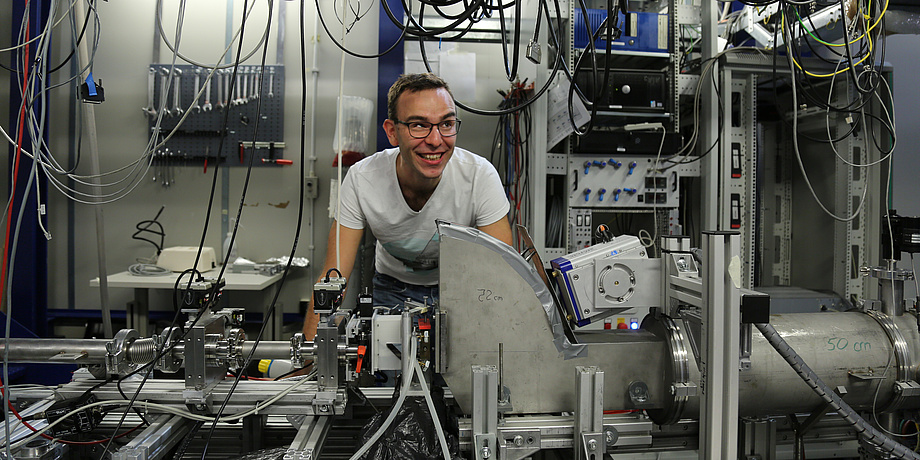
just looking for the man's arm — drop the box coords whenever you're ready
[478,216,513,247]
[302,221,365,338]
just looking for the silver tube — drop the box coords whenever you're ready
[674,312,916,418]
[240,341,299,360]
[881,278,906,317]
[0,338,351,365]
[0,338,109,364]
[756,321,920,459]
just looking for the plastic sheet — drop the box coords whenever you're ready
[264,256,310,268]
[886,9,920,35]
[228,446,287,460]
[357,384,460,460]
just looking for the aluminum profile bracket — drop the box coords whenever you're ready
[112,414,192,460]
[284,416,332,460]
[472,365,499,460]
[575,366,605,460]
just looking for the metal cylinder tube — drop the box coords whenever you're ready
[881,278,906,317]
[667,311,918,419]
[0,338,110,364]
[240,340,302,360]
[0,337,337,365]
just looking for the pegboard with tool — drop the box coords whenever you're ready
[145,64,286,168]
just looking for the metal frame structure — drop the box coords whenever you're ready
[3,224,920,459]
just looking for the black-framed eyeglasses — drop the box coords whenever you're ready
[394,119,462,139]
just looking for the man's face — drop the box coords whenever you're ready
[383,87,457,183]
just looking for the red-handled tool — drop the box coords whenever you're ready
[261,158,293,165]
[356,345,366,372]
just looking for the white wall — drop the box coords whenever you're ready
[1,0,538,335]
[45,0,380,327]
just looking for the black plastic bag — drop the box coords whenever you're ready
[357,384,460,460]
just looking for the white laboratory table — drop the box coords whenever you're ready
[90,269,284,338]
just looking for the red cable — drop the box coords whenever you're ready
[0,6,143,449]
[0,377,142,445]
[1,1,32,314]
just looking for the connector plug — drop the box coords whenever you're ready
[526,40,542,65]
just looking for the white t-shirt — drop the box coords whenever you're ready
[337,147,509,286]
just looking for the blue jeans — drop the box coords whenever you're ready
[372,272,439,310]
[371,273,441,387]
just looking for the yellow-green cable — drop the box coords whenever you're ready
[793,7,838,47]
[783,10,872,78]
[790,0,888,48]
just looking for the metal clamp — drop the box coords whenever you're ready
[865,309,916,410]
[861,265,915,281]
[291,333,306,367]
[157,327,183,373]
[223,328,246,370]
[105,329,140,376]
[641,315,695,425]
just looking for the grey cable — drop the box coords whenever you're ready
[415,358,451,460]
[154,0,271,69]
[755,322,920,459]
[127,264,172,276]
[348,339,418,460]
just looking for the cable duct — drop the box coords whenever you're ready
[756,322,920,459]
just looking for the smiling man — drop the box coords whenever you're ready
[303,73,512,338]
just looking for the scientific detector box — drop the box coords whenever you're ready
[157,246,217,273]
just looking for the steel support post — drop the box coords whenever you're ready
[700,231,741,459]
[315,326,337,390]
[472,365,499,460]
[112,415,193,460]
[285,416,332,459]
[700,0,720,230]
[574,366,605,460]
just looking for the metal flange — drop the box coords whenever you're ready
[864,309,916,411]
[641,315,695,425]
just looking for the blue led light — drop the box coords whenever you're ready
[630,322,639,330]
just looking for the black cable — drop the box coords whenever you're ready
[272,362,313,381]
[567,0,602,136]
[596,0,619,103]
[173,421,204,458]
[383,0,487,38]
[385,0,564,116]
[199,0,278,455]
[495,0,522,81]
[200,0,316,454]
[0,0,92,75]
[324,268,343,281]
[314,0,408,59]
[332,0,374,33]
[839,0,872,95]
[768,1,893,150]
[101,0,252,451]
[131,206,166,256]
[413,25,562,117]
